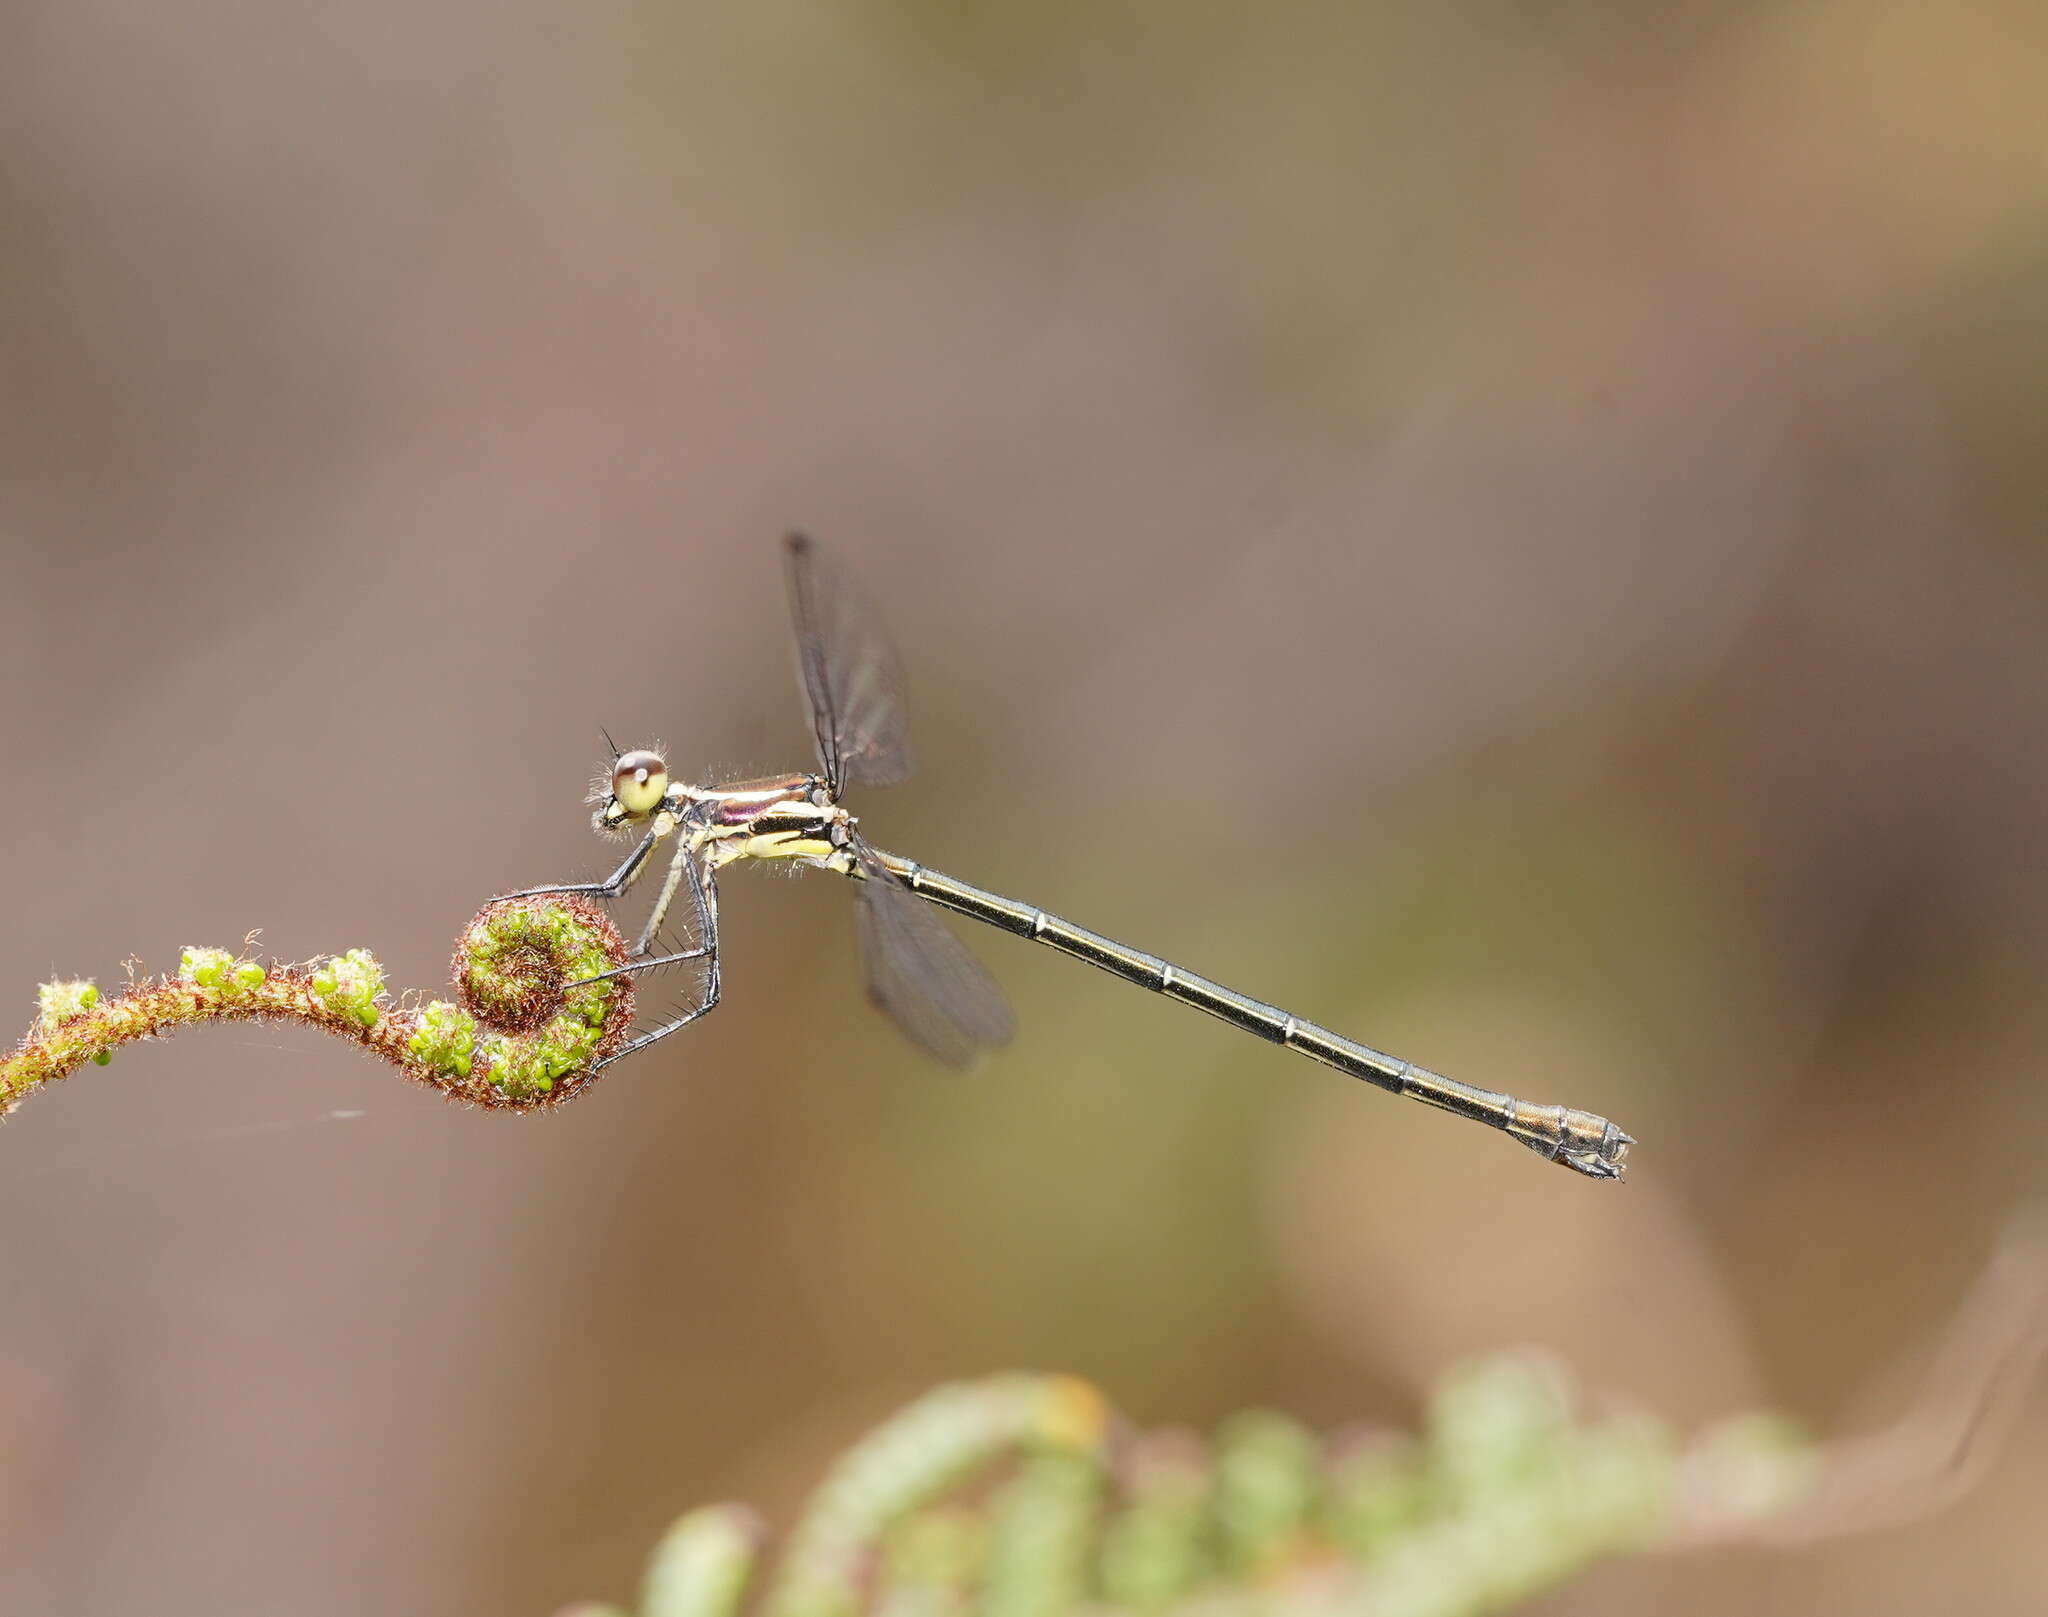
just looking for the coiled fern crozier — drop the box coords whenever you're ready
[1,895,636,1117]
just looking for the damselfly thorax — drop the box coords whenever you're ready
[505,534,1634,1181]
[684,776,857,872]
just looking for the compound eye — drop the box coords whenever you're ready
[611,750,669,816]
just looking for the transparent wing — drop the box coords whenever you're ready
[852,846,1015,1068]
[784,532,913,795]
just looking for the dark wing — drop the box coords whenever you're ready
[852,847,1015,1068]
[784,532,913,795]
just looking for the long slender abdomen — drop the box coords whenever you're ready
[858,849,1632,1180]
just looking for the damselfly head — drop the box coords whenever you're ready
[591,748,668,833]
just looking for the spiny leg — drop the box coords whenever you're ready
[592,854,723,1070]
[572,839,715,984]
[569,843,712,982]
[635,830,701,958]
[497,823,663,905]
[576,944,708,986]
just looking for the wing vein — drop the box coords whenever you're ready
[783,532,914,793]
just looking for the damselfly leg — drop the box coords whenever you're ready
[499,822,663,908]
[590,856,723,1071]
[575,848,719,987]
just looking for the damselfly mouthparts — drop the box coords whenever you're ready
[509,535,1633,1179]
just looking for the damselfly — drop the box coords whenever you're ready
[511,535,1633,1179]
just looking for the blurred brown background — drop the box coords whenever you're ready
[4,4,2047,1613]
